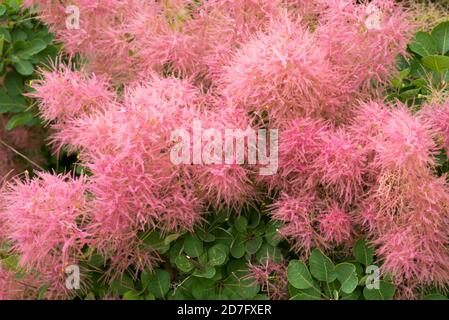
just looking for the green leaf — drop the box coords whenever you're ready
[163,233,180,246]
[84,292,96,300]
[37,285,50,300]
[309,249,337,283]
[6,112,34,130]
[0,28,11,43]
[192,279,216,300]
[193,264,216,279]
[398,68,411,79]
[1,254,19,271]
[409,32,436,56]
[197,228,216,242]
[423,294,448,300]
[422,55,449,73]
[16,39,47,58]
[353,238,374,266]
[174,255,193,273]
[123,291,141,300]
[6,0,21,13]
[143,231,170,253]
[391,67,411,89]
[211,266,225,281]
[141,269,170,299]
[0,34,4,55]
[245,236,263,254]
[12,59,34,76]
[11,30,27,43]
[431,21,449,54]
[208,244,228,266]
[0,5,6,16]
[184,234,203,258]
[145,293,156,300]
[247,209,261,229]
[110,275,134,295]
[214,228,233,247]
[223,274,259,299]
[4,72,23,96]
[255,243,282,264]
[363,281,395,300]
[265,221,281,246]
[169,277,195,299]
[290,286,321,300]
[410,57,428,78]
[226,259,248,277]
[335,263,358,294]
[411,78,427,87]
[230,233,246,259]
[399,88,421,100]
[0,92,27,113]
[341,287,362,300]
[234,216,248,233]
[287,260,314,289]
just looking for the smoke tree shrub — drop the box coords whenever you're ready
[1,0,449,299]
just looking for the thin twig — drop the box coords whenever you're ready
[0,138,44,171]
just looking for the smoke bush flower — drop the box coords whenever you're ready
[248,259,288,300]
[28,64,113,123]
[271,117,327,193]
[318,203,353,245]
[0,266,34,299]
[270,192,325,257]
[50,75,206,277]
[365,105,437,175]
[312,129,365,204]
[420,102,449,152]
[190,0,284,81]
[190,104,257,210]
[316,0,410,92]
[360,165,449,288]
[222,13,339,125]
[0,172,89,298]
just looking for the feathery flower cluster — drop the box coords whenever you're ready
[4,0,448,299]
[420,102,449,152]
[248,259,288,300]
[0,173,88,298]
[351,102,449,291]
[27,64,113,124]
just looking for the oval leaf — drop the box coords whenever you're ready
[4,72,23,96]
[141,269,170,299]
[335,263,358,294]
[174,255,193,273]
[309,249,337,283]
[123,291,140,300]
[363,281,395,300]
[431,21,449,54]
[353,238,374,266]
[208,244,227,266]
[184,234,203,258]
[287,260,314,289]
[422,55,449,73]
[409,31,436,56]
[13,59,33,76]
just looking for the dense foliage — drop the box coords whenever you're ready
[1,0,449,300]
